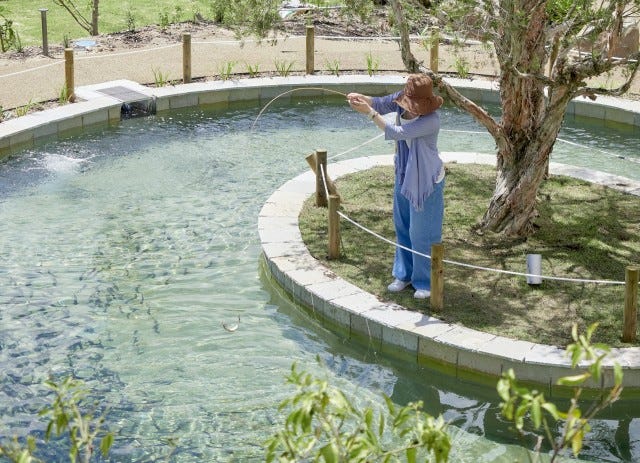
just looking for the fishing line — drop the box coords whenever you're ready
[251,87,348,130]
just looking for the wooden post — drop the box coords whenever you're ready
[183,33,192,84]
[328,194,340,259]
[315,149,328,207]
[40,8,49,57]
[306,152,338,196]
[306,25,315,75]
[430,243,444,311]
[429,26,439,73]
[622,266,638,342]
[64,48,75,102]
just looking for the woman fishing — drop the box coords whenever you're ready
[347,74,445,299]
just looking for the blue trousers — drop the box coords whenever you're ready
[392,179,445,291]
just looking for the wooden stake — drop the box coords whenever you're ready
[430,26,439,73]
[622,266,638,342]
[430,243,444,311]
[315,149,328,207]
[64,48,75,102]
[306,25,315,75]
[183,33,192,84]
[328,194,340,259]
[305,152,338,196]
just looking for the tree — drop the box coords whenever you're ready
[390,0,640,236]
[53,0,100,36]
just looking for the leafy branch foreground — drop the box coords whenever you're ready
[299,163,640,347]
[266,325,622,463]
[0,328,623,463]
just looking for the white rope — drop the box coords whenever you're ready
[336,209,625,285]
[441,129,640,165]
[328,133,385,160]
[76,43,180,60]
[320,163,330,199]
[556,137,640,165]
[0,61,62,79]
[0,43,181,80]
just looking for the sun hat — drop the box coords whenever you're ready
[394,74,444,116]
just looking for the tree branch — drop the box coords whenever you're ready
[52,0,92,34]
[578,53,640,98]
[389,0,420,73]
[419,64,507,150]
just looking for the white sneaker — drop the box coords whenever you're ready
[414,289,431,299]
[387,279,411,292]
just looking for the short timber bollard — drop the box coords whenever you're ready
[306,151,338,196]
[182,33,191,84]
[306,25,315,75]
[315,149,328,207]
[430,26,439,73]
[40,8,49,57]
[622,266,639,342]
[431,243,444,311]
[64,48,75,102]
[328,194,340,259]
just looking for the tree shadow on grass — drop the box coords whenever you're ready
[299,164,640,347]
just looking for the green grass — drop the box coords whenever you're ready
[299,163,640,348]
[1,0,211,46]
[1,0,344,47]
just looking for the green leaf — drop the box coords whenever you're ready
[100,433,114,457]
[496,378,511,401]
[378,412,385,437]
[541,402,560,420]
[406,446,417,463]
[558,373,590,386]
[531,399,541,429]
[320,443,338,463]
[571,428,584,455]
[614,362,624,386]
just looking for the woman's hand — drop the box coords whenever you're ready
[347,94,372,115]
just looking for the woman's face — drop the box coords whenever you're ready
[401,108,418,120]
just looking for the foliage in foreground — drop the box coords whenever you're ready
[266,324,623,462]
[265,358,451,463]
[0,326,625,462]
[0,377,113,463]
[498,323,623,462]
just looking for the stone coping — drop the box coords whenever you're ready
[259,153,640,391]
[1,75,639,390]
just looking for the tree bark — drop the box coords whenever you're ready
[390,0,639,237]
[91,0,99,36]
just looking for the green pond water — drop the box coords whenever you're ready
[1,98,639,462]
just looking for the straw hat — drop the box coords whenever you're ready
[394,74,444,116]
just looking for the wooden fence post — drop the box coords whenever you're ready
[64,48,75,102]
[40,8,49,57]
[430,243,444,311]
[328,194,340,259]
[430,26,439,73]
[622,266,639,342]
[183,33,192,84]
[306,25,315,75]
[306,152,338,196]
[315,149,328,207]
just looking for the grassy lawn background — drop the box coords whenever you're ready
[299,163,640,348]
[1,0,343,47]
[2,0,212,46]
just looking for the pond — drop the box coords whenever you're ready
[1,97,639,462]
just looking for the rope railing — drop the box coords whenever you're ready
[308,148,638,338]
[316,149,627,285]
